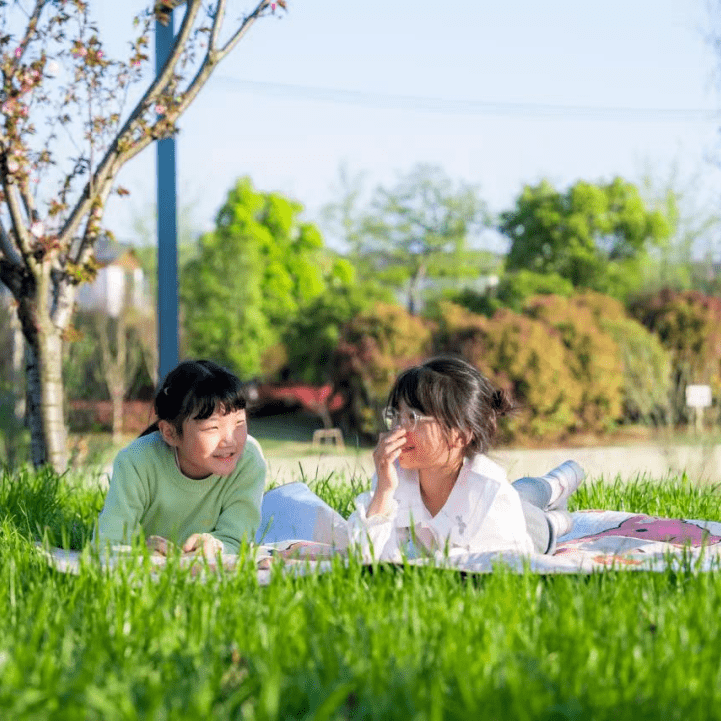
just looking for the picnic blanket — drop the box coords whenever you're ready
[38,482,721,579]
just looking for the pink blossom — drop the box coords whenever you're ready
[6,159,19,174]
[46,60,61,77]
[97,50,104,60]
[14,47,22,59]
[154,104,166,115]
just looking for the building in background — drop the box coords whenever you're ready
[75,236,148,317]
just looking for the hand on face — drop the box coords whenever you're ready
[373,427,407,493]
[366,427,408,519]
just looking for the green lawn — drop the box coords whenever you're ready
[2,466,721,720]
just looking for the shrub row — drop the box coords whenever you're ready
[332,289,719,444]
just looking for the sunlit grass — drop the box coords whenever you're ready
[3,467,721,719]
[572,473,721,521]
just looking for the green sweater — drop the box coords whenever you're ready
[95,432,266,553]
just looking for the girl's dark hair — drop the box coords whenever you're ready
[386,356,515,456]
[140,359,246,437]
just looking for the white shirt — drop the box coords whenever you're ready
[347,453,535,562]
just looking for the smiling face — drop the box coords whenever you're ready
[160,407,248,479]
[394,402,464,473]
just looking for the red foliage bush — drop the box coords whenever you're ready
[331,302,432,437]
[68,400,154,435]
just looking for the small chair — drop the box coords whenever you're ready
[311,428,345,449]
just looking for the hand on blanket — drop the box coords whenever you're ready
[368,427,405,518]
[145,534,224,561]
[146,535,176,556]
[182,533,224,560]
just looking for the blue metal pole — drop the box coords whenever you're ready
[155,13,179,385]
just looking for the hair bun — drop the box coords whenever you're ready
[491,388,515,417]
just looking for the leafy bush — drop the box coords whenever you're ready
[537,291,671,425]
[435,302,583,441]
[523,294,624,431]
[434,270,575,319]
[434,292,651,441]
[600,316,672,425]
[630,289,721,423]
[331,302,432,439]
[282,279,392,385]
[495,269,575,312]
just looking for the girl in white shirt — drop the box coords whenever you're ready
[348,356,583,562]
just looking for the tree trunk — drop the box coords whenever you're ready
[407,263,426,316]
[111,390,124,446]
[11,312,25,422]
[24,342,47,468]
[96,309,129,446]
[24,330,67,470]
[16,274,71,472]
[39,328,68,471]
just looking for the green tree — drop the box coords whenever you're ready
[182,177,355,379]
[638,167,721,294]
[348,164,489,315]
[282,278,393,386]
[500,178,671,300]
[0,0,286,470]
[320,162,367,254]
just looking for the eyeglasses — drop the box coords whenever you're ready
[383,408,435,431]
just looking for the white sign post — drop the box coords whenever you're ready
[686,384,712,434]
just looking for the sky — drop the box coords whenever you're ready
[97,0,721,256]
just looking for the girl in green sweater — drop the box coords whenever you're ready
[95,360,266,557]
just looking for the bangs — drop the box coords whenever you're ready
[184,374,246,421]
[387,364,462,433]
[388,367,444,417]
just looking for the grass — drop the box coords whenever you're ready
[248,412,371,458]
[3,466,721,719]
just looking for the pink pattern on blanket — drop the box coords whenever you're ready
[568,514,721,547]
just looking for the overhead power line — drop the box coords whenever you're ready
[217,77,721,123]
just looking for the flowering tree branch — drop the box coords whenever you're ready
[0,0,287,469]
[1,173,37,272]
